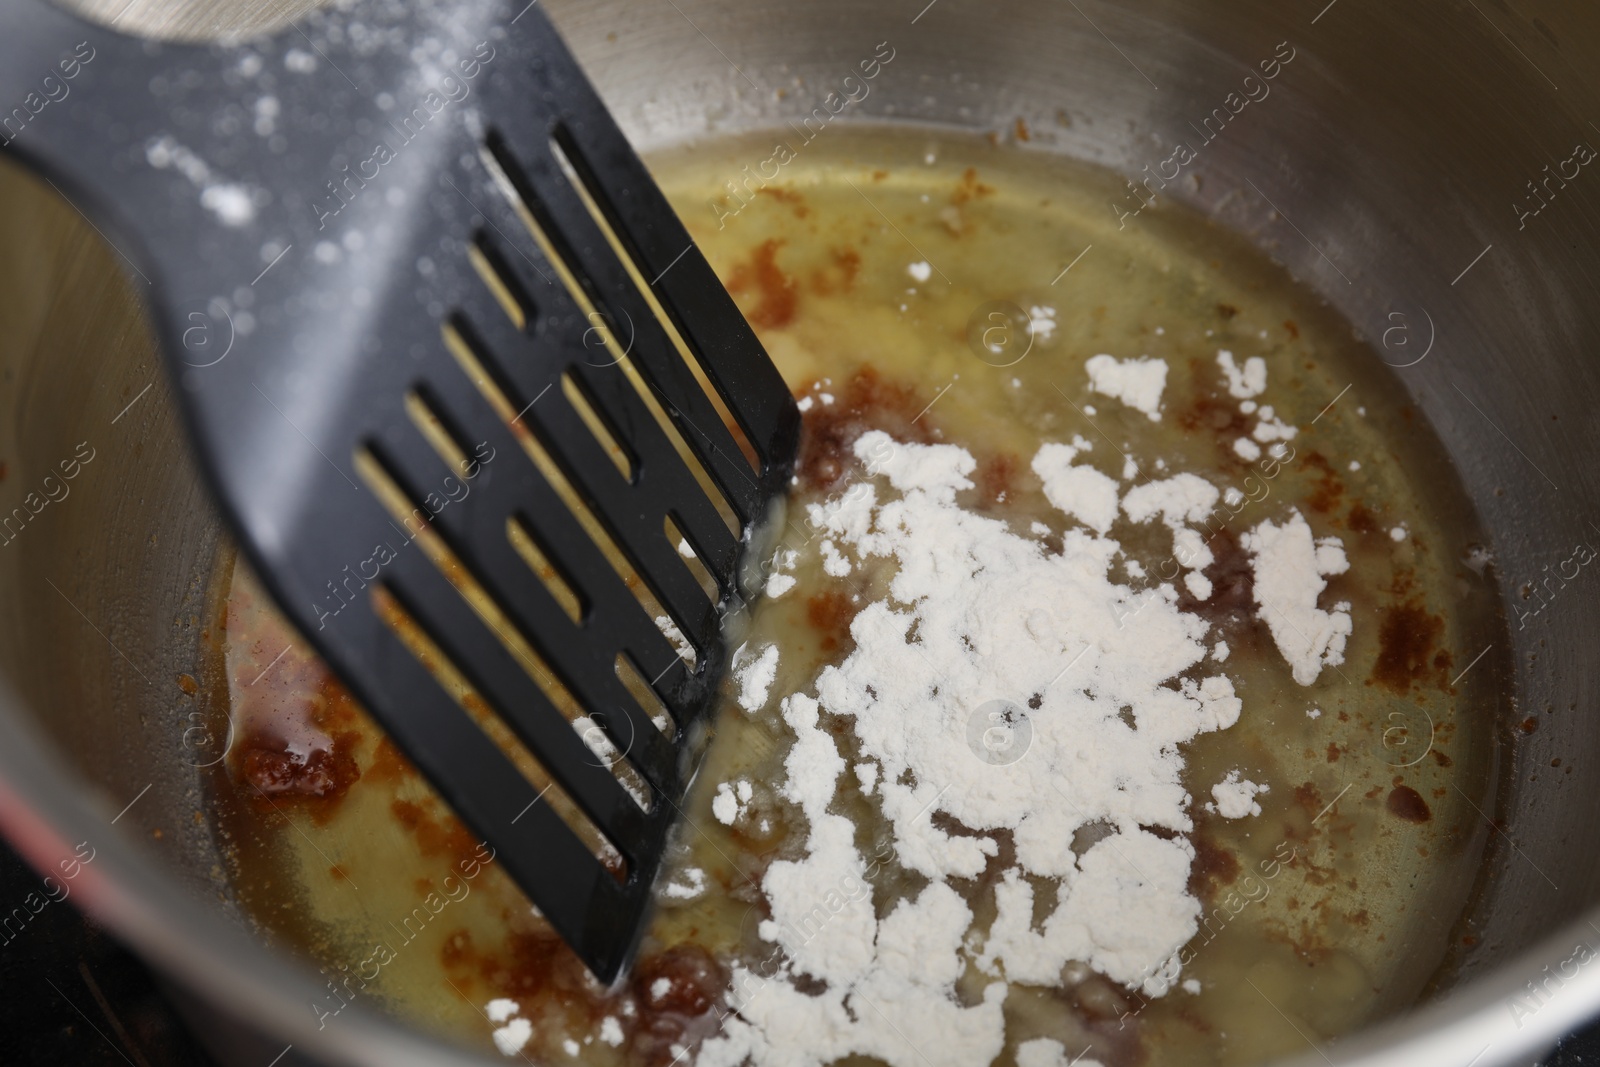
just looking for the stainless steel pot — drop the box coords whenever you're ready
[1,0,1596,1064]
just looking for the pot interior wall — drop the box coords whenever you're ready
[1,0,1598,1062]
[0,158,234,910]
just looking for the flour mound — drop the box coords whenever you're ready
[700,432,1260,1067]
[1242,509,1352,685]
[1085,354,1168,420]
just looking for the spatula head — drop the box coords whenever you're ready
[1,0,797,981]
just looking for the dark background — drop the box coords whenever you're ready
[0,836,1595,1066]
[0,833,212,1066]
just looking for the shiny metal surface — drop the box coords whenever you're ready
[1,0,1597,1064]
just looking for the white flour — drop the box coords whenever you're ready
[1242,510,1351,685]
[1210,770,1269,818]
[733,643,781,713]
[1084,354,1168,420]
[697,427,1266,1067]
[1032,442,1119,535]
[712,779,754,825]
[1216,350,1266,398]
[656,615,698,667]
[661,866,708,901]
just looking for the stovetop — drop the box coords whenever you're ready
[0,837,1594,1066]
[0,835,212,1065]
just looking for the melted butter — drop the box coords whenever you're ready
[207,127,1506,1067]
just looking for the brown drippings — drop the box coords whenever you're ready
[806,590,856,653]
[1174,366,1252,440]
[809,247,861,296]
[1386,785,1431,823]
[1347,503,1378,536]
[626,944,729,1066]
[795,366,934,490]
[634,943,728,1017]
[975,453,1019,505]
[1263,915,1335,966]
[726,238,799,330]
[365,736,414,785]
[1301,452,1344,515]
[1372,601,1445,692]
[390,798,483,872]
[238,729,361,818]
[1188,820,1241,898]
[1175,527,1256,641]
[450,927,606,1023]
[176,672,199,695]
[225,580,368,810]
[951,166,994,205]
[1290,781,1324,834]
[755,186,810,218]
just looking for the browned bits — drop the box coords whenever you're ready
[975,452,1019,505]
[795,366,933,491]
[807,246,861,297]
[364,735,414,784]
[634,943,728,1017]
[240,729,361,809]
[1175,527,1256,639]
[1372,601,1446,693]
[806,590,855,653]
[1300,451,1343,515]
[755,185,809,218]
[725,238,799,330]
[951,166,994,204]
[1386,785,1431,823]
[1187,820,1241,898]
[388,797,481,871]
[1174,377,1252,439]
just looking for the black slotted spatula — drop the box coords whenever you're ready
[0,0,798,982]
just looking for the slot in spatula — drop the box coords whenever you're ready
[0,0,798,982]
